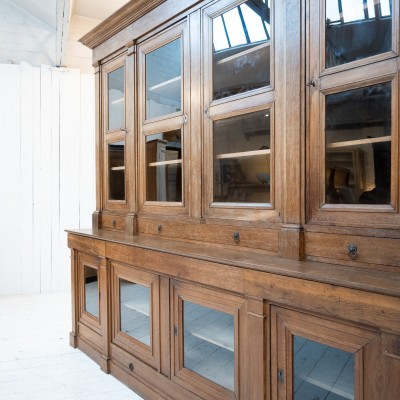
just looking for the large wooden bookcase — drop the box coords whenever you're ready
[68,1,400,399]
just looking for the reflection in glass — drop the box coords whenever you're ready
[293,336,354,400]
[146,130,182,202]
[120,279,150,346]
[325,83,391,205]
[84,266,99,318]
[108,141,125,201]
[214,110,271,203]
[325,0,392,68]
[146,38,182,120]
[212,0,271,100]
[108,66,125,131]
[184,301,234,391]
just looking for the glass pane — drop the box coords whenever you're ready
[184,301,234,391]
[108,141,125,201]
[120,279,151,346]
[214,110,271,203]
[146,130,182,202]
[325,83,391,205]
[146,38,182,120]
[293,336,354,400]
[325,0,392,68]
[84,266,99,318]
[108,66,124,131]
[213,0,271,100]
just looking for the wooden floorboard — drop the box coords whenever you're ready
[0,292,143,400]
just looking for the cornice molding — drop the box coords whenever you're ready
[79,0,166,50]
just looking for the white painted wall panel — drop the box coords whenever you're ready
[0,65,21,295]
[0,0,56,66]
[0,63,95,295]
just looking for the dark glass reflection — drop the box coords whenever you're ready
[84,266,99,318]
[146,38,182,120]
[184,301,234,390]
[325,83,391,205]
[146,130,182,202]
[214,110,271,203]
[108,66,125,130]
[212,0,271,100]
[120,279,151,346]
[108,141,125,201]
[294,336,354,400]
[326,0,392,68]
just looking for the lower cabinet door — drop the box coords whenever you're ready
[77,252,104,349]
[271,306,380,400]
[171,280,246,400]
[110,262,160,369]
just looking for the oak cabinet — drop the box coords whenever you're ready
[68,0,400,399]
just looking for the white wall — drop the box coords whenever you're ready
[0,0,57,66]
[0,62,95,295]
[65,14,100,74]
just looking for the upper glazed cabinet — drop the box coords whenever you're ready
[308,0,400,228]
[138,22,190,216]
[203,0,281,222]
[102,56,129,211]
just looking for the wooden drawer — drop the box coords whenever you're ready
[305,232,400,269]
[101,213,126,231]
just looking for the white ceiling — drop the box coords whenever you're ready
[73,0,130,21]
[8,0,130,30]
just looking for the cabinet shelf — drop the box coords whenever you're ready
[111,166,125,171]
[148,159,182,167]
[216,42,270,65]
[326,136,391,149]
[216,149,270,160]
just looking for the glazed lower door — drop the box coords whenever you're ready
[77,253,102,335]
[171,280,245,400]
[271,306,379,400]
[111,262,160,369]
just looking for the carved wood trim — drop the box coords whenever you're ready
[80,0,166,49]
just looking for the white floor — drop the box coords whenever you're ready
[0,292,143,400]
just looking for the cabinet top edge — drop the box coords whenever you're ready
[66,229,400,299]
[79,0,167,50]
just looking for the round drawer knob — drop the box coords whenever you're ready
[128,362,134,372]
[347,244,358,260]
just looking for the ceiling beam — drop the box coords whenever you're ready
[56,0,73,67]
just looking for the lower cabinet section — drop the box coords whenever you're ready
[69,235,400,399]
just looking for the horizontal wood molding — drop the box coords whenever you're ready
[79,0,166,50]
[67,230,400,299]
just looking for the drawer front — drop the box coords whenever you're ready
[305,232,400,269]
[101,213,126,231]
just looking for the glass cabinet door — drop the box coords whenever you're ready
[271,306,379,400]
[138,22,189,214]
[77,253,103,337]
[102,55,129,212]
[111,263,160,369]
[203,0,279,222]
[308,0,399,227]
[171,280,245,400]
